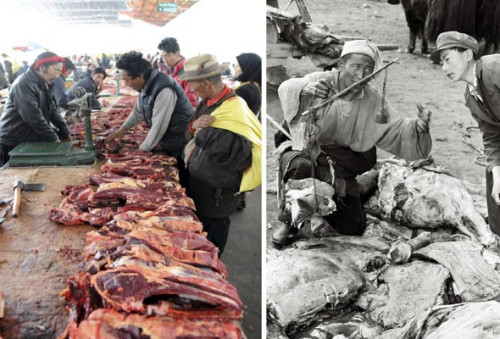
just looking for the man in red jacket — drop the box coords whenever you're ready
[431,31,500,236]
[158,37,199,108]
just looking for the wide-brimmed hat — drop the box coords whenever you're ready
[430,31,479,63]
[179,54,228,81]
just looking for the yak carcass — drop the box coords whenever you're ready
[367,163,497,246]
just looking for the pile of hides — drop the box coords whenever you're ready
[267,160,500,338]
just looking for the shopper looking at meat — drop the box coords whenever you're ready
[66,67,107,111]
[181,54,262,256]
[52,57,76,110]
[272,40,432,246]
[158,37,199,108]
[105,51,193,183]
[431,31,500,235]
[233,52,262,118]
[0,51,72,166]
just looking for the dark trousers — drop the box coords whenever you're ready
[197,215,231,257]
[486,169,500,235]
[279,151,367,236]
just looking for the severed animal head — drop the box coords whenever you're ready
[284,178,336,228]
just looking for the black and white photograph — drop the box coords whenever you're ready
[266,0,500,338]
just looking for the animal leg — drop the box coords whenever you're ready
[406,30,416,53]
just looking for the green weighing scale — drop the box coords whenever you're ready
[8,87,98,167]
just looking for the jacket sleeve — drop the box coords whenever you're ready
[477,67,500,172]
[180,79,199,108]
[190,128,252,191]
[49,102,71,137]
[13,80,59,141]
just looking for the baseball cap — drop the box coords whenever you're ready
[430,31,479,63]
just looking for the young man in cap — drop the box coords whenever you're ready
[431,31,500,235]
[105,51,193,182]
[272,40,432,245]
[0,51,72,165]
[180,54,262,256]
[158,37,199,108]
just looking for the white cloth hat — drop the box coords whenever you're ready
[340,40,383,72]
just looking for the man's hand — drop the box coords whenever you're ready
[192,115,215,131]
[59,135,72,142]
[416,102,431,134]
[301,79,333,99]
[491,166,500,205]
[105,127,126,143]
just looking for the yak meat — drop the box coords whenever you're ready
[68,308,243,339]
[90,264,243,318]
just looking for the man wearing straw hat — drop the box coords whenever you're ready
[272,40,432,245]
[180,54,262,256]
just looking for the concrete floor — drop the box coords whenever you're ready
[223,186,262,338]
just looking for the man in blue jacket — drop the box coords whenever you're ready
[432,31,500,235]
[66,67,106,110]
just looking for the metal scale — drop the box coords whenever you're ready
[8,87,97,166]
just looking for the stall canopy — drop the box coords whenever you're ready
[18,0,199,27]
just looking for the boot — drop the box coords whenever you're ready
[272,222,298,246]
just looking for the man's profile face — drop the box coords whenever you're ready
[92,73,105,87]
[339,54,374,94]
[120,71,144,92]
[40,62,63,85]
[188,79,209,99]
[161,50,180,68]
[440,49,469,82]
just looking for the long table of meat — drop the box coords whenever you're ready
[0,94,245,338]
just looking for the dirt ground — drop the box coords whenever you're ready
[266,0,487,335]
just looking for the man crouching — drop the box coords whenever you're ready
[272,40,432,245]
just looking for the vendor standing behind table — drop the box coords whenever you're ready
[0,52,72,166]
[105,51,193,184]
[157,37,199,108]
[52,57,76,110]
[181,54,262,256]
[233,52,262,118]
[66,67,107,111]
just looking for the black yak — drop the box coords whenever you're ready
[388,0,432,54]
[388,0,500,55]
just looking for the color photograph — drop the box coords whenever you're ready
[0,0,263,337]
